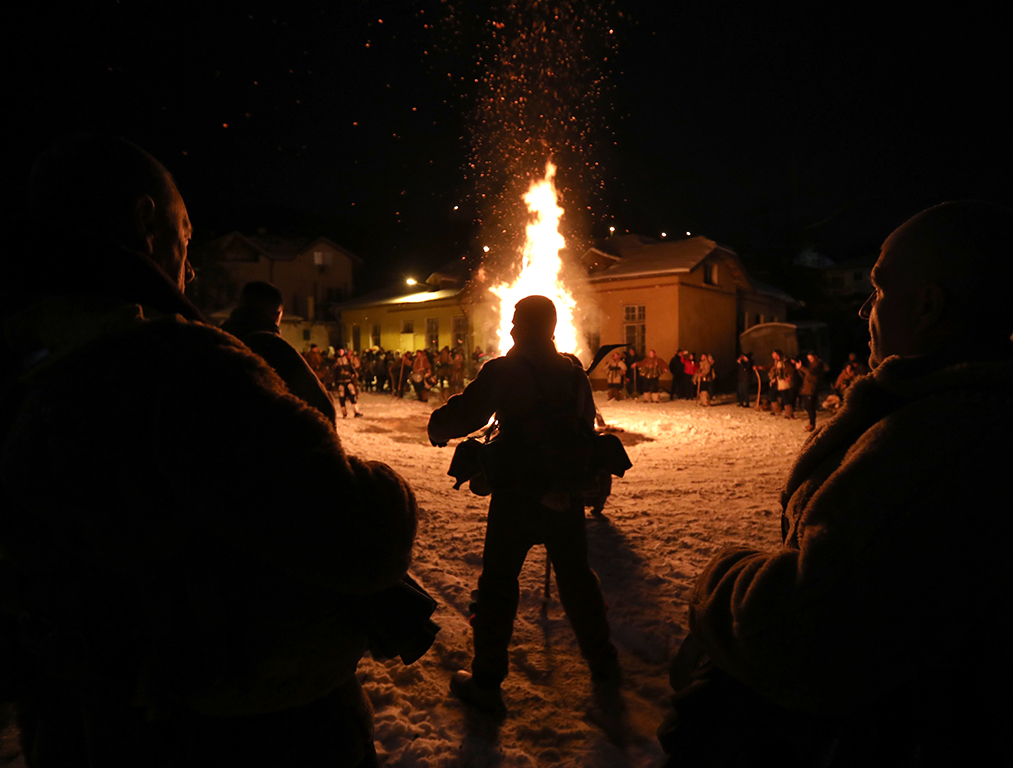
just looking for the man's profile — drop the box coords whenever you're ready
[1,135,417,767]
[661,200,1013,766]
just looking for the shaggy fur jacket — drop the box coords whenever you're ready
[688,352,1013,757]
[0,227,417,721]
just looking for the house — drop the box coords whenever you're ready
[583,235,792,386]
[820,256,874,298]
[335,266,481,355]
[334,235,792,389]
[192,231,363,350]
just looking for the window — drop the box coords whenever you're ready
[313,250,331,274]
[623,304,646,357]
[426,318,439,349]
[401,319,414,335]
[372,322,381,348]
[703,262,719,285]
[452,315,468,348]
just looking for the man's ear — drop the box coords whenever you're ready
[914,283,946,334]
[132,194,158,255]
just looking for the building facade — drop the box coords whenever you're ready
[584,236,791,387]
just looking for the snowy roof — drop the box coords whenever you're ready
[337,285,465,311]
[585,236,752,288]
[199,231,363,266]
[750,278,798,305]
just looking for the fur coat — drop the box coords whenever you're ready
[688,352,1013,759]
[1,226,417,736]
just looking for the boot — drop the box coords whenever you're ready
[341,407,348,419]
[784,405,795,419]
[588,644,622,687]
[770,400,782,415]
[450,670,505,714]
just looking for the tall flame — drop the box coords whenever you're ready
[491,162,581,356]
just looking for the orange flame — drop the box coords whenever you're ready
[491,162,581,356]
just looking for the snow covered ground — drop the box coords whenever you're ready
[345,389,819,767]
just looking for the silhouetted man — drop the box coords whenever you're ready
[222,280,337,424]
[0,135,417,767]
[428,295,619,713]
[662,201,1013,766]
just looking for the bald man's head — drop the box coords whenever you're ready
[27,135,193,290]
[863,200,1013,366]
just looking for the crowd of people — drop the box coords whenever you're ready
[311,340,866,436]
[3,134,1012,768]
[605,348,719,404]
[732,349,868,431]
[299,344,487,409]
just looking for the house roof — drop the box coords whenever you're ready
[199,231,364,266]
[585,235,753,289]
[337,284,466,311]
[750,278,798,305]
[298,236,365,267]
[821,255,875,271]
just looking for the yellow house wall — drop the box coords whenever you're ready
[339,300,474,353]
[278,319,338,353]
[589,274,682,359]
[588,258,742,385]
[677,283,738,379]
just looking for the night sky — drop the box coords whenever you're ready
[6,2,1010,291]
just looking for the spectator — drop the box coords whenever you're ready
[661,200,1013,766]
[1,135,417,767]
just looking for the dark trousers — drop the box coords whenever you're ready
[801,394,817,426]
[737,379,750,406]
[470,491,612,686]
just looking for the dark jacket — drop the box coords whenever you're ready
[798,357,827,397]
[1,224,417,762]
[428,341,595,445]
[221,307,337,425]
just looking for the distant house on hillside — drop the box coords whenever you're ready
[821,256,874,298]
[192,231,362,322]
[191,232,364,351]
[583,235,793,386]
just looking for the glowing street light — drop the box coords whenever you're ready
[406,278,417,286]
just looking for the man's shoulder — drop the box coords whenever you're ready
[812,356,1013,474]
